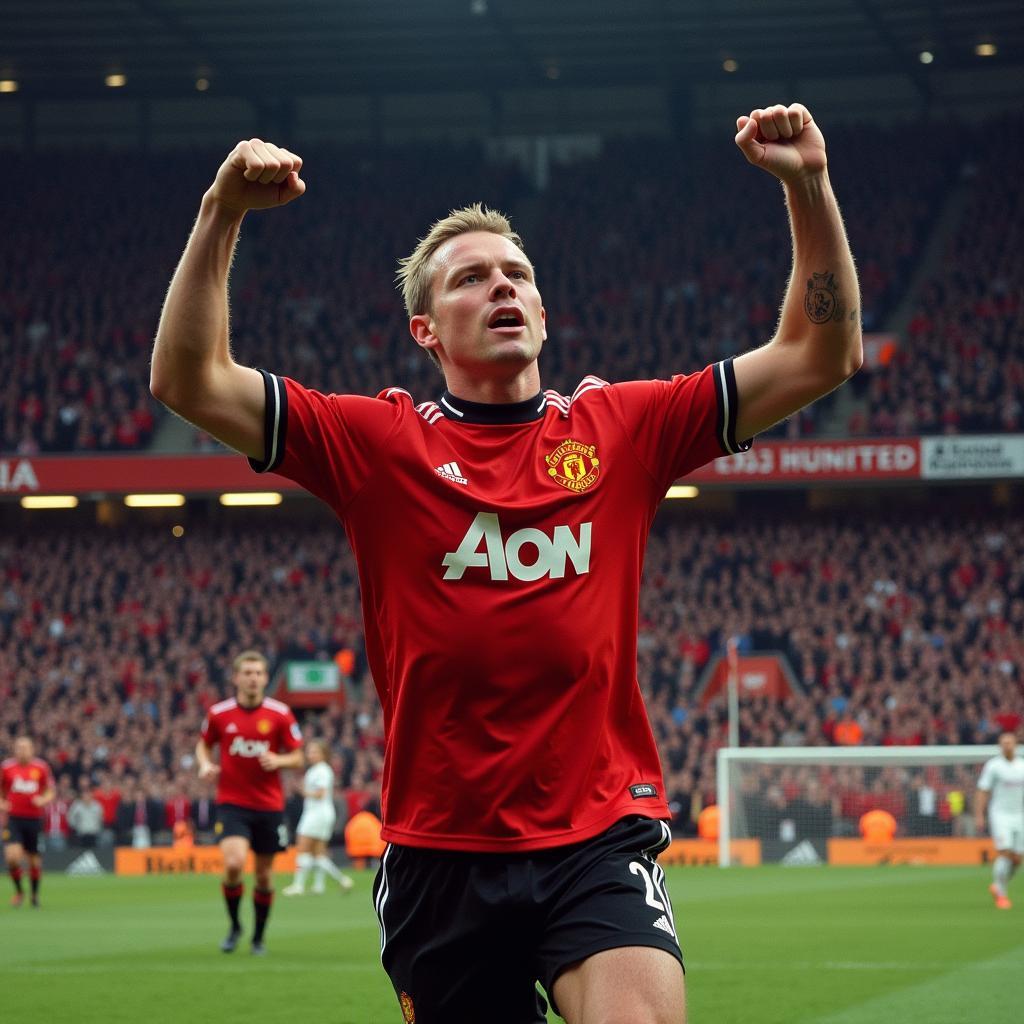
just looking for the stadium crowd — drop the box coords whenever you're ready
[850,127,1024,436]
[9,120,1014,457]
[2,506,1019,844]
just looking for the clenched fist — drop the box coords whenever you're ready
[206,138,306,216]
[735,103,826,185]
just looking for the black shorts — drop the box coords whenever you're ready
[372,815,682,1024]
[214,803,287,856]
[3,816,42,854]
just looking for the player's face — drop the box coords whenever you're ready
[411,231,547,376]
[1000,733,1017,759]
[232,659,269,706]
[307,742,324,763]
[13,737,33,763]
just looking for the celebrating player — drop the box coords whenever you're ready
[282,739,353,895]
[153,104,861,1021]
[1,736,55,908]
[196,650,304,954]
[976,731,1024,910]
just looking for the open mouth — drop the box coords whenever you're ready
[487,307,526,331]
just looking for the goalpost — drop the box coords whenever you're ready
[716,744,998,867]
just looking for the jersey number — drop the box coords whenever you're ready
[277,824,289,848]
[629,860,677,939]
[629,860,666,912]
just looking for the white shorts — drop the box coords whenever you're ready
[990,813,1024,854]
[296,808,336,842]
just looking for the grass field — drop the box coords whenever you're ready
[1,865,1021,1023]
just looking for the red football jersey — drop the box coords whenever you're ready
[251,360,749,851]
[1,757,55,819]
[200,697,302,812]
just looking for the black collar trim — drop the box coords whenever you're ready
[439,390,547,424]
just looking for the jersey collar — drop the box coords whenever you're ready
[438,390,547,424]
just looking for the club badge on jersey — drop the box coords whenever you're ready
[545,439,601,493]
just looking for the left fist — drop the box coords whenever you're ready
[735,103,826,185]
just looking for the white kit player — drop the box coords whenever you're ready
[283,740,353,895]
[976,731,1024,910]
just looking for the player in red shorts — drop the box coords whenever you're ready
[154,104,861,1021]
[196,650,304,955]
[1,736,55,908]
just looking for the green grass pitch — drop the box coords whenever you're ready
[1,865,1021,1023]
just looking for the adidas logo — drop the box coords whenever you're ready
[652,914,674,936]
[781,840,822,866]
[67,851,105,876]
[435,462,469,486]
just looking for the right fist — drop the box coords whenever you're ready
[198,762,221,781]
[206,139,306,215]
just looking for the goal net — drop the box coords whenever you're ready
[715,745,998,867]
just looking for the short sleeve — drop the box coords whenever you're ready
[200,713,218,745]
[606,358,752,489]
[978,761,994,792]
[281,713,303,752]
[248,371,402,511]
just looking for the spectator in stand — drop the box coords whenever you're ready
[115,782,165,847]
[164,783,191,837]
[43,777,73,851]
[92,772,121,844]
[67,782,104,849]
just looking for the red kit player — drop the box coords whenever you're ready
[2,736,55,907]
[154,103,862,1022]
[196,651,304,954]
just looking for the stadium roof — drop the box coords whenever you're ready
[4,0,1022,101]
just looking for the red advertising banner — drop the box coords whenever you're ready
[3,434,1020,496]
[0,454,301,495]
[699,654,794,708]
[685,438,922,483]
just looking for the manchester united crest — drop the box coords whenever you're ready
[399,992,416,1022]
[545,439,601,493]
[257,719,272,735]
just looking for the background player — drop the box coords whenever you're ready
[283,739,353,895]
[976,731,1024,909]
[1,736,55,908]
[153,102,860,1022]
[196,650,304,954]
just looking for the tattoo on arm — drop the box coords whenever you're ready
[804,271,846,324]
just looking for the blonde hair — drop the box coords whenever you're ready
[232,649,269,674]
[396,204,527,368]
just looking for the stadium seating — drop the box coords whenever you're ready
[851,125,1024,435]
[9,121,1022,454]
[2,507,1019,840]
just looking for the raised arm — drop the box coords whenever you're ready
[730,104,862,441]
[150,139,306,458]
